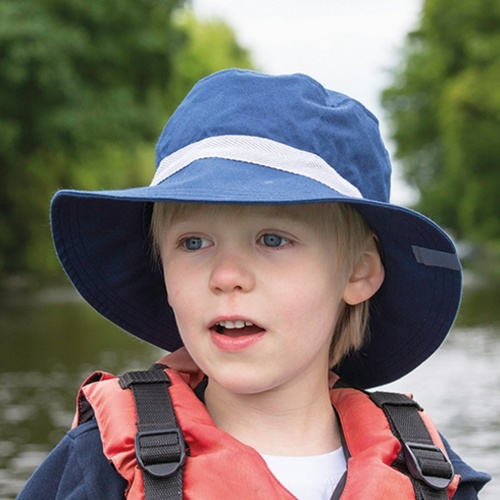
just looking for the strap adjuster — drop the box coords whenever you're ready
[403,442,454,490]
[135,428,186,478]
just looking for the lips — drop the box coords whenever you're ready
[214,319,265,337]
[210,318,266,351]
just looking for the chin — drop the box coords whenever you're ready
[208,370,284,396]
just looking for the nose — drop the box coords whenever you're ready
[209,250,256,294]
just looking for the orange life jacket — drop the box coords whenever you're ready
[73,367,460,499]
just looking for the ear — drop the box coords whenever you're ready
[343,236,385,306]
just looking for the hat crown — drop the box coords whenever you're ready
[156,69,391,203]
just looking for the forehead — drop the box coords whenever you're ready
[165,202,328,225]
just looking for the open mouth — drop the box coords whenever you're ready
[213,320,265,337]
[209,319,266,351]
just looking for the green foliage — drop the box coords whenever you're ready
[0,0,185,276]
[0,0,184,156]
[0,1,254,278]
[382,0,500,242]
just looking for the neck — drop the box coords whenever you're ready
[204,372,341,456]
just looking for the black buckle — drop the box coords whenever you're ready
[135,428,186,478]
[403,442,454,490]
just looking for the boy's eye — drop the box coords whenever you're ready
[261,233,289,248]
[182,237,208,250]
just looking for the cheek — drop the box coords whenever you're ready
[163,263,194,313]
[284,268,344,335]
[165,280,198,348]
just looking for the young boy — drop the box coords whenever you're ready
[19,69,489,499]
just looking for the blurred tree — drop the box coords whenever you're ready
[0,1,254,278]
[0,0,185,276]
[382,0,500,243]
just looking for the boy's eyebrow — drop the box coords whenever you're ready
[168,213,301,225]
[166,205,314,222]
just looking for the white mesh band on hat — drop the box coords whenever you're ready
[151,135,363,199]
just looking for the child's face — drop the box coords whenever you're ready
[159,205,351,395]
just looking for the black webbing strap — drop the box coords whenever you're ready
[119,366,186,500]
[370,391,454,500]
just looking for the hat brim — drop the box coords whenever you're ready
[51,159,461,388]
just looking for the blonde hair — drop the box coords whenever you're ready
[150,202,375,369]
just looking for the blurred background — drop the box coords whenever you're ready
[1,0,499,497]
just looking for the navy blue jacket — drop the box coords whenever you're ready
[18,418,490,499]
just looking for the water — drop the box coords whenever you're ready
[0,287,162,498]
[1,274,498,498]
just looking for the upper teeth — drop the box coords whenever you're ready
[217,320,253,329]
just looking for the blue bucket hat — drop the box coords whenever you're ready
[51,69,461,389]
